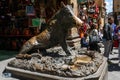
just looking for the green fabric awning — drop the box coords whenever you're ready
[77,0,87,3]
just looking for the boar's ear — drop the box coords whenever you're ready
[70,3,74,8]
[61,1,65,8]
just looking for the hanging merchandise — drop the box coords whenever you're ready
[95,5,99,14]
[40,6,46,18]
[83,5,87,10]
[23,28,30,35]
[32,18,40,27]
[25,0,31,4]
[93,14,98,18]
[88,7,95,14]
[31,0,34,3]
[93,18,97,23]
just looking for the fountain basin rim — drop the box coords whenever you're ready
[5,57,107,80]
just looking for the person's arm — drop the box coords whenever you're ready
[103,24,108,40]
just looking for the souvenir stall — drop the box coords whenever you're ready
[77,0,101,38]
[0,0,70,50]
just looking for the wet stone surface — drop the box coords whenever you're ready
[8,47,103,77]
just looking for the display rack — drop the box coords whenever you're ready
[0,0,40,50]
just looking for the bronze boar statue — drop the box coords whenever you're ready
[17,3,83,58]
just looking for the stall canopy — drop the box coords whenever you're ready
[77,0,87,3]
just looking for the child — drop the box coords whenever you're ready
[81,33,89,49]
[89,23,101,53]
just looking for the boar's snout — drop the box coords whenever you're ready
[73,16,83,27]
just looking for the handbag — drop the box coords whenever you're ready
[113,35,118,40]
[90,35,100,43]
[90,30,100,43]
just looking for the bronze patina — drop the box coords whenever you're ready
[16,2,83,58]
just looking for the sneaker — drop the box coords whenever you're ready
[110,52,113,54]
[107,60,113,64]
[114,52,118,54]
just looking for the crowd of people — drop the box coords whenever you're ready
[77,0,120,66]
[103,17,120,66]
[78,0,102,52]
[79,16,120,66]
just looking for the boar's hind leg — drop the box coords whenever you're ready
[19,41,34,54]
[16,41,34,59]
[19,37,39,54]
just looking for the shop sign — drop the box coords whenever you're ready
[117,15,120,21]
[26,5,35,16]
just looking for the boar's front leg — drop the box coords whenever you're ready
[59,37,71,56]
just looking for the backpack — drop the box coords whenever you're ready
[90,29,100,43]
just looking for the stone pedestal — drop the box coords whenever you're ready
[67,27,81,49]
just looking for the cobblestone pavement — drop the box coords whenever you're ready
[100,47,120,80]
[0,58,19,80]
[107,48,120,80]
